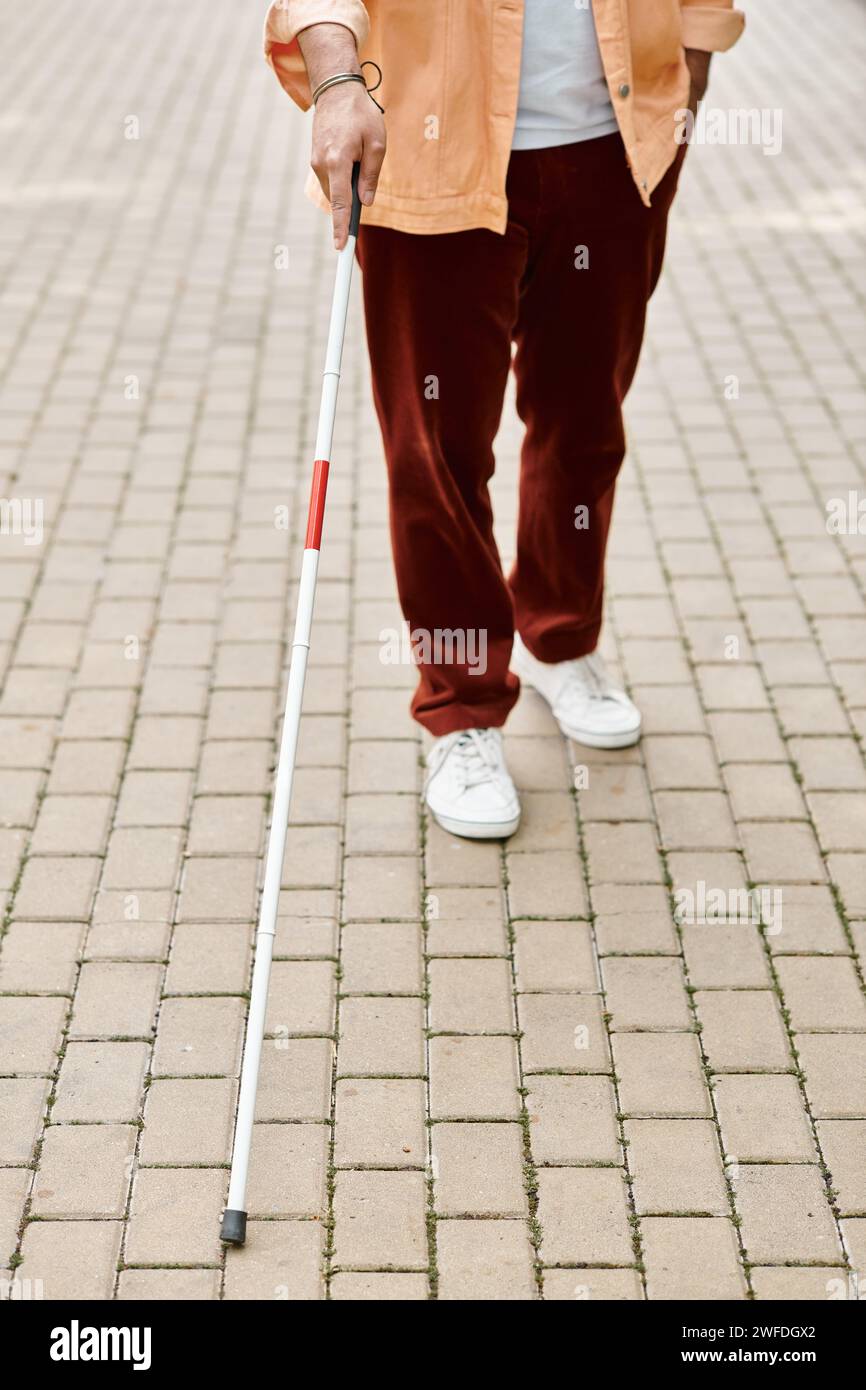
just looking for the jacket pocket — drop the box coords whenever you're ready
[627,0,683,82]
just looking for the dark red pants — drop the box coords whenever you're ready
[358,133,684,736]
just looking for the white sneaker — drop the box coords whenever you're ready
[424,727,521,839]
[511,633,641,749]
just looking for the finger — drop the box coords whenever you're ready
[328,157,353,250]
[358,132,386,207]
[311,159,331,205]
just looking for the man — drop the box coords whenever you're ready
[264,0,745,839]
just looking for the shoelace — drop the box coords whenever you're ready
[450,729,503,791]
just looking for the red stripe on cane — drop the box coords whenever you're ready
[304,459,330,550]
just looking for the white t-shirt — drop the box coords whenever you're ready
[512,0,619,151]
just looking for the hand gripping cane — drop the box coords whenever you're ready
[221,167,362,1247]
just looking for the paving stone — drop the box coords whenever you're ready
[118,1269,222,1300]
[714,1074,816,1163]
[775,956,866,1031]
[0,1077,50,1161]
[332,1170,427,1269]
[681,924,770,987]
[265,960,335,1036]
[583,823,662,884]
[12,856,101,919]
[430,1036,520,1119]
[642,1218,746,1300]
[0,921,84,992]
[151,997,244,1076]
[342,855,419,920]
[425,821,502,888]
[32,1124,136,1217]
[0,996,67,1073]
[510,791,579,849]
[165,922,250,994]
[140,1078,235,1164]
[507,849,588,915]
[273,910,338,959]
[425,886,508,955]
[114,771,194,828]
[543,1268,643,1300]
[750,1267,853,1301]
[593,884,678,954]
[514,921,597,992]
[177,857,259,921]
[29,794,113,854]
[337,996,425,1075]
[128,716,202,770]
[695,990,791,1071]
[725,763,807,821]
[330,1272,428,1300]
[538,1168,633,1265]
[520,993,610,1073]
[222,1220,323,1300]
[603,957,691,1030]
[70,963,161,1040]
[708,711,788,764]
[808,791,866,851]
[644,733,722,789]
[196,740,272,793]
[17,1219,122,1300]
[841,1218,866,1274]
[335,1078,426,1166]
[47,742,126,794]
[0,1168,30,1265]
[429,957,514,1032]
[614,1033,710,1116]
[341,922,422,993]
[797,1035,866,1117]
[525,1076,620,1164]
[736,1165,841,1265]
[0,768,42,827]
[827,853,866,917]
[626,1119,728,1215]
[437,1219,535,1300]
[255,1038,333,1122]
[345,793,418,854]
[656,791,738,851]
[815,1121,866,1215]
[245,1123,328,1217]
[432,1122,526,1216]
[53,1042,149,1123]
[578,764,654,819]
[767,885,849,954]
[126,1167,225,1266]
[741,822,827,884]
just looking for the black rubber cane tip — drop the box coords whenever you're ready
[220,1209,247,1246]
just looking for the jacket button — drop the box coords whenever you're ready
[619,83,630,98]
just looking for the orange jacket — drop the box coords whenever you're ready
[265,0,745,234]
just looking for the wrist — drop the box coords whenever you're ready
[312,72,366,107]
[298,22,361,92]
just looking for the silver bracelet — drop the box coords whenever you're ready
[311,72,365,106]
[312,62,384,112]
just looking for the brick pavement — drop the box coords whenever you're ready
[0,0,864,1301]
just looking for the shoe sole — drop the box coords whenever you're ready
[558,721,641,750]
[513,662,641,750]
[429,808,521,841]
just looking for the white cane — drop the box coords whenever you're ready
[221,166,362,1247]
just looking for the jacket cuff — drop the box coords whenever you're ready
[680,4,746,52]
[264,0,370,111]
